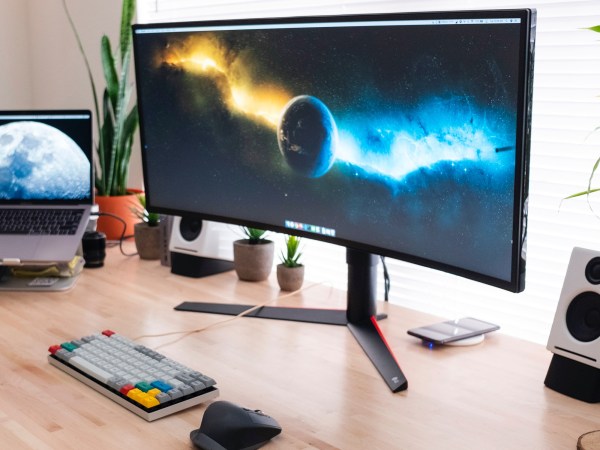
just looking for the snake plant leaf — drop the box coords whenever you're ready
[119,0,135,66]
[100,88,115,194]
[117,105,139,183]
[105,43,137,196]
[101,35,118,110]
[115,108,137,194]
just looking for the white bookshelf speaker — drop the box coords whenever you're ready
[169,216,237,278]
[545,247,600,402]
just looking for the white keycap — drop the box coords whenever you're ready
[69,356,113,384]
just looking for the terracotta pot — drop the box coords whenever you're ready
[233,239,274,281]
[134,222,162,260]
[276,264,305,291]
[95,189,142,240]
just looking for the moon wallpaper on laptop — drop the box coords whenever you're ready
[134,20,526,281]
[0,121,90,200]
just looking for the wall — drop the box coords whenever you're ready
[0,0,32,108]
[1,0,143,189]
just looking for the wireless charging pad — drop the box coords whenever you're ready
[445,334,485,346]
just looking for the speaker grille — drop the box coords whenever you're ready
[566,291,600,342]
[179,217,203,242]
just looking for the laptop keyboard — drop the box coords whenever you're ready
[0,208,84,235]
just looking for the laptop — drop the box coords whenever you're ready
[0,110,93,265]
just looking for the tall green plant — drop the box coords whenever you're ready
[63,0,139,196]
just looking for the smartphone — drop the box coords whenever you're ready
[407,317,500,344]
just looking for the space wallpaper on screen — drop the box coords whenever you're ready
[135,21,524,281]
[0,116,92,202]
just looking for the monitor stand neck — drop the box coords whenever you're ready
[175,247,408,392]
[346,247,379,322]
[344,248,407,392]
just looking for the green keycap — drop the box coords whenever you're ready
[135,381,153,392]
[61,342,77,352]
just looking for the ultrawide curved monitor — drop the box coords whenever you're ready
[133,9,535,293]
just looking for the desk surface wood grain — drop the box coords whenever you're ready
[0,245,597,449]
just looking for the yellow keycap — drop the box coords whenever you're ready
[147,388,161,397]
[140,394,160,408]
[127,388,143,402]
[127,388,160,408]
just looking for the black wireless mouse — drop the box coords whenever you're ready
[190,400,282,450]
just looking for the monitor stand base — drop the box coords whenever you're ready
[174,248,408,393]
[175,301,387,325]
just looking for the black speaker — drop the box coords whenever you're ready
[545,247,600,402]
[169,217,237,278]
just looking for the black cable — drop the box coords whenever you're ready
[97,212,138,257]
[380,255,390,301]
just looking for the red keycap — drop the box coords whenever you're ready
[102,330,115,337]
[120,384,135,395]
[48,345,62,354]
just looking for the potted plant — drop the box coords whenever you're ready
[131,194,161,260]
[63,0,139,240]
[277,235,304,291]
[233,227,274,281]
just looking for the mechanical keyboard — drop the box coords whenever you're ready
[47,330,219,421]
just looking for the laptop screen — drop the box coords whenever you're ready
[0,110,93,204]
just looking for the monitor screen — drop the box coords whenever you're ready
[133,9,535,292]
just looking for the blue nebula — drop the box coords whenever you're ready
[331,95,515,189]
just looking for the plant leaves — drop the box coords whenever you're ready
[281,235,302,267]
[64,0,137,196]
[100,89,116,195]
[105,43,135,196]
[119,0,136,66]
[564,188,600,199]
[564,25,600,209]
[101,35,118,110]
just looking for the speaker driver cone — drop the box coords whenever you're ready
[566,291,600,342]
[586,257,600,285]
[179,217,203,242]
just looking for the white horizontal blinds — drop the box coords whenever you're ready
[138,0,596,22]
[137,0,600,344]
[532,0,600,337]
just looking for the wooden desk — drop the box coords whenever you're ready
[0,245,598,449]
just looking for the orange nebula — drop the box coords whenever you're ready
[159,35,291,128]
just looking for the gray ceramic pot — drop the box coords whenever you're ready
[233,239,275,281]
